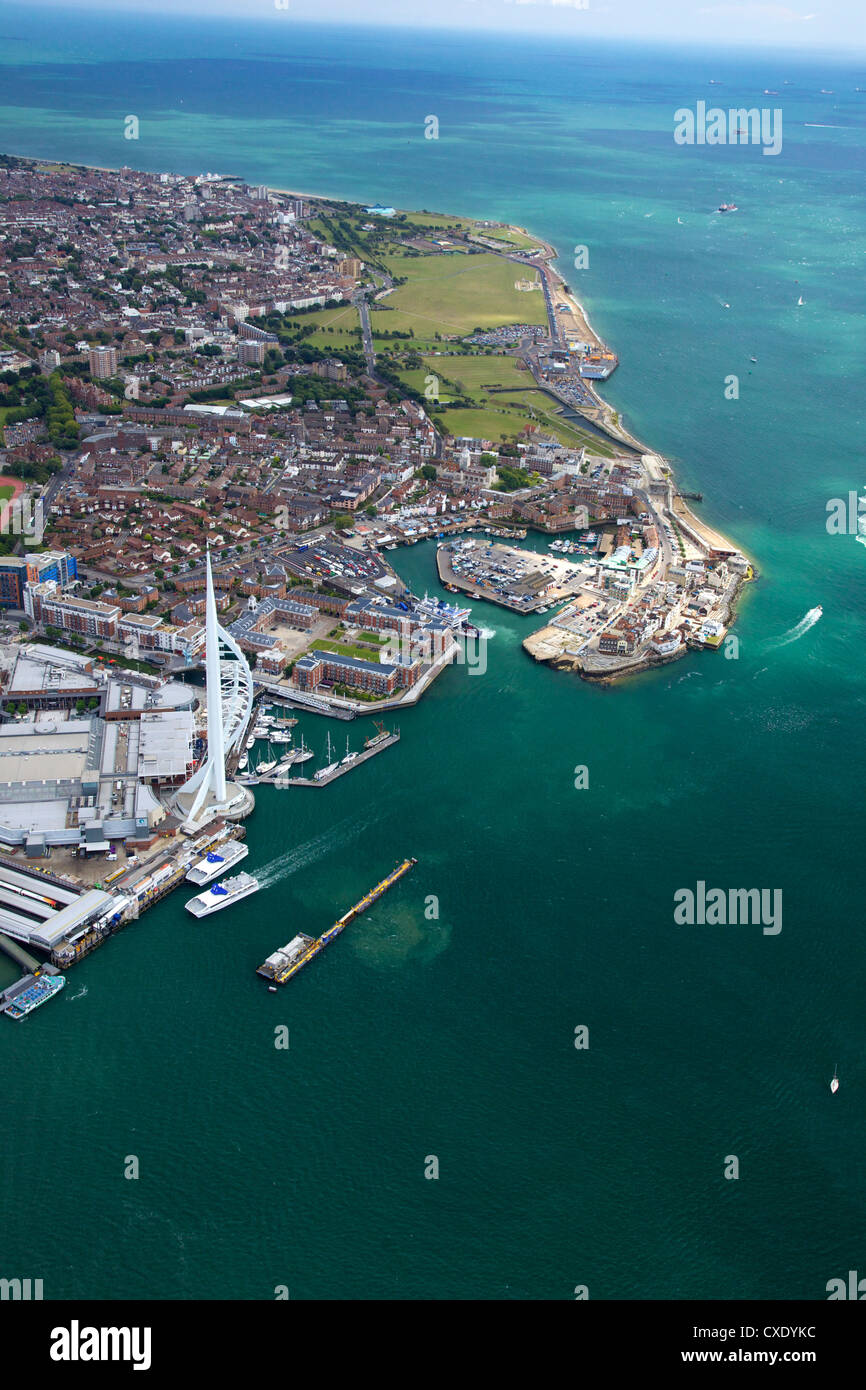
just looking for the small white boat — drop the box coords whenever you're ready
[797,296,804,306]
[830,1065,839,1094]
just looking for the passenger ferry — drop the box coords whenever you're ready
[413,591,472,629]
[5,974,66,1020]
[185,839,249,886]
[186,871,261,918]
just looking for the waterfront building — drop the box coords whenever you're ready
[0,643,197,855]
[228,595,317,653]
[24,581,119,640]
[294,649,399,696]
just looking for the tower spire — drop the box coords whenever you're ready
[204,546,227,804]
[175,544,255,830]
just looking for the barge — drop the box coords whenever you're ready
[257,858,417,985]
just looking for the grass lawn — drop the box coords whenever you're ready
[393,353,531,406]
[431,405,538,444]
[390,354,600,450]
[0,483,17,503]
[421,354,532,393]
[312,637,388,663]
[470,226,543,252]
[287,304,361,350]
[493,391,617,456]
[396,210,478,232]
[343,629,389,647]
[370,253,548,338]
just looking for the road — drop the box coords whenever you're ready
[356,296,376,375]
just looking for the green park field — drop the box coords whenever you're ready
[288,304,361,350]
[393,354,614,453]
[371,253,548,339]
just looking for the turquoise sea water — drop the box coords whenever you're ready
[1,8,865,1300]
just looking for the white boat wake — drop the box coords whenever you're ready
[255,813,375,890]
[768,607,823,648]
[69,985,88,1001]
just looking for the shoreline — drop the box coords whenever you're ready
[13,152,748,680]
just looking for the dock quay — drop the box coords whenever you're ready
[257,857,418,985]
[254,683,355,720]
[49,820,248,968]
[260,730,400,788]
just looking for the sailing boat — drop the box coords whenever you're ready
[797,295,804,306]
[341,733,359,766]
[830,1065,839,1094]
[313,732,339,782]
[293,733,314,765]
[257,743,278,776]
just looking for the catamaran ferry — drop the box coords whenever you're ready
[186,871,261,918]
[185,839,249,886]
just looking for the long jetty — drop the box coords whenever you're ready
[257,857,418,985]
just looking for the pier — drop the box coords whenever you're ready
[0,931,42,975]
[260,730,400,787]
[257,857,417,985]
[254,683,355,719]
[49,821,247,968]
